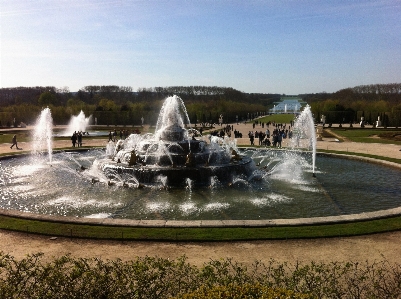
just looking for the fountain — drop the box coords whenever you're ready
[32,107,53,163]
[1,98,401,221]
[97,95,256,187]
[289,105,316,175]
[61,110,92,136]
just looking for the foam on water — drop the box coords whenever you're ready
[146,202,171,213]
[203,202,230,212]
[85,213,112,219]
[46,196,122,209]
[250,193,292,207]
[179,202,198,215]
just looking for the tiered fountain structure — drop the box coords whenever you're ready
[97,95,256,186]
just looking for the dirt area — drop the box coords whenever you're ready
[0,124,400,266]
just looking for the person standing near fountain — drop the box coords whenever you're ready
[10,134,20,149]
[77,132,83,147]
[71,132,77,147]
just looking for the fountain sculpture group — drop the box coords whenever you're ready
[98,95,258,187]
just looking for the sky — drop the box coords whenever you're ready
[1,0,400,95]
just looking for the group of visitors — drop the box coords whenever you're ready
[248,126,293,148]
[70,131,84,147]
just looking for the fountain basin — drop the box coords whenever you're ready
[1,150,401,222]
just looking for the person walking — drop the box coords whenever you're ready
[10,134,20,149]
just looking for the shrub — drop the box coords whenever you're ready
[172,283,313,299]
[0,252,400,298]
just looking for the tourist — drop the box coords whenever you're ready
[277,131,282,148]
[71,132,77,147]
[258,131,265,145]
[77,132,83,147]
[10,134,20,149]
[249,131,254,146]
[108,131,113,142]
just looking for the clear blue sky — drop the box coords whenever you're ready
[1,0,400,94]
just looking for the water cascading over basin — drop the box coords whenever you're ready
[97,95,256,187]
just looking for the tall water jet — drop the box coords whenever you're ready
[32,107,54,163]
[289,105,316,175]
[62,110,92,136]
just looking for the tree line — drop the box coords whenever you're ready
[0,86,278,127]
[303,83,401,126]
[0,83,400,127]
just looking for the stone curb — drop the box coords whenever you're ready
[1,206,401,228]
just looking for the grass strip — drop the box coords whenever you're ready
[318,149,401,164]
[1,215,401,241]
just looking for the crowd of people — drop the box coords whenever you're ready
[198,120,295,148]
[67,120,295,148]
[247,128,293,148]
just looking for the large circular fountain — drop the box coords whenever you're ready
[1,96,401,223]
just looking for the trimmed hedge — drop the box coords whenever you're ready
[0,253,400,298]
[173,283,312,298]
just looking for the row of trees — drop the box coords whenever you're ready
[0,86,277,127]
[305,84,401,126]
[0,85,279,107]
[0,83,400,127]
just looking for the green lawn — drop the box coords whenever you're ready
[329,128,401,145]
[257,114,296,124]
[1,215,401,241]
[0,131,30,143]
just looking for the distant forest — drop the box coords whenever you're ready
[0,83,400,127]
